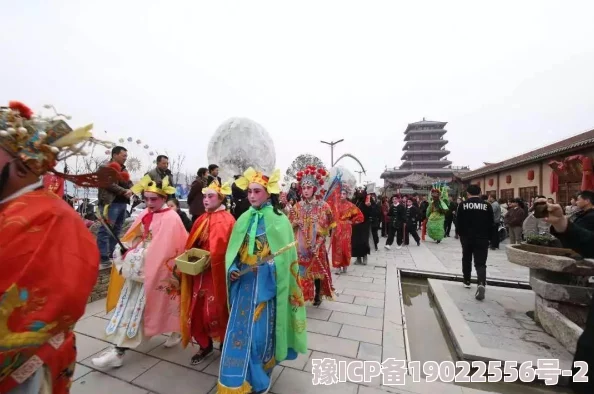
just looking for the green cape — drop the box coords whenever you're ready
[225,204,308,362]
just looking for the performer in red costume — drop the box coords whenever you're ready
[0,101,117,393]
[180,180,235,365]
[289,165,336,306]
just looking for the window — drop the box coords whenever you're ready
[557,182,581,207]
[486,190,497,198]
[500,188,514,201]
[519,187,538,203]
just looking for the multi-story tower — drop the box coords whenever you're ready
[380,118,469,192]
[400,119,451,173]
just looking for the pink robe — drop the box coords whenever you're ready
[106,206,188,344]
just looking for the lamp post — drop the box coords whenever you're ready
[320,139,344,167]
[355,170,364,184]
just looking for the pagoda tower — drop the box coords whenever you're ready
[400,118,451,172]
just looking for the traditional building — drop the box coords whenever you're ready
[461,128,594,206]
[381,118,469,194]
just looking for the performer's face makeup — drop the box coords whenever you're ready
[301,183,314,199]
[248,183,269,207]
[340,190,347,200]
[145,192,164,211]
[203,190,222,211]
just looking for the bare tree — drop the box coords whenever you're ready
[166,152,186,185]
[285,153,326,183]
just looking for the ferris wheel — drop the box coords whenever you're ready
[99,134,160,178]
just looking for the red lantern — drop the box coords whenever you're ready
[505,175,512,184]
[527,170,535,181]
[488,178,494,187]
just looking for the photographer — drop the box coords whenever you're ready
[538,198,593,393]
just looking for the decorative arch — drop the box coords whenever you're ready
[333,153,366,175]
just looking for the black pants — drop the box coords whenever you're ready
[460,236,488,285]
[381,220,387,237]
[386,223,403,246]
[314,278,321,301]
[371,226,379,248]
[490,223,500,249]
[404,223,420,245]
[444,215,453,236]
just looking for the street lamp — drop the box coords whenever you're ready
[355,170,364,184]
[320,139,344,167]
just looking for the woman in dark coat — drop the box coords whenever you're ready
[351,188,372,264]
[167,198,192,232]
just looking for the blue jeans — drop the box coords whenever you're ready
[97,202,128,262]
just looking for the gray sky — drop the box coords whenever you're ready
[2,1,594,185]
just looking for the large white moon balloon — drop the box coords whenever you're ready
[329,165,357,197]
[207,118,276,183]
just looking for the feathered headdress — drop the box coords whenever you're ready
[0,101,119,188]
[131,174,176,197]
[202,179,232,196]
[235,167,281,195]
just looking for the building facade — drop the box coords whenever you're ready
[381,118,469,194]
[461,129,594,206]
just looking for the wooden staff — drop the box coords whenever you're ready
[238,241,299,276]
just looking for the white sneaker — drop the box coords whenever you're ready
[91,348,123,369]
[396,245,402,250]
[384,245,391,250]
[164,332,182,348]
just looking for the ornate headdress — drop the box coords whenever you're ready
[235,167,281,194]
[131,174,176,197]
[202,179,232,196]
[296,165,328,198]
[0,101,119,187]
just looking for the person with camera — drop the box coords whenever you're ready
[456,185,493,301]
[536,197,594,394]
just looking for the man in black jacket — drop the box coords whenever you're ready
[385,195,406,250]
[456,185,494,301]
[404,198,420,246]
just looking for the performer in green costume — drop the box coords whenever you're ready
[426,186,449,243]
[218,167,307,394]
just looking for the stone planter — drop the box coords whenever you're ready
[506,244,593,354]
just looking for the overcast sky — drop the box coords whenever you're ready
[2,1,594,185]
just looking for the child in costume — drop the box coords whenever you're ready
[92,175,188,368]
[180,180,236,365]
[325,172,364,274]
[426,184,449,243]
[218,167,307,394]
[289,165,336,305]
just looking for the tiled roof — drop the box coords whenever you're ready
[460,128,594,180]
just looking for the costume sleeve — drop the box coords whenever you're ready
[350,203,364,225]
[0,207,98,378]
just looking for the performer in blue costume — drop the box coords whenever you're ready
[218,167,307,394]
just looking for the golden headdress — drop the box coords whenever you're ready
[131,174,177,197]
[235,167,281,195]
[0,101,119,187]
[202,180,232,196]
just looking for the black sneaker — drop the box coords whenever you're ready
[463,281,471,289]
[475,285,485,301]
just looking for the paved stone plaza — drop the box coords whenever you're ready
[72,235,537,394]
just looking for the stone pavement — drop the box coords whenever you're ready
[72,235,529,394]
